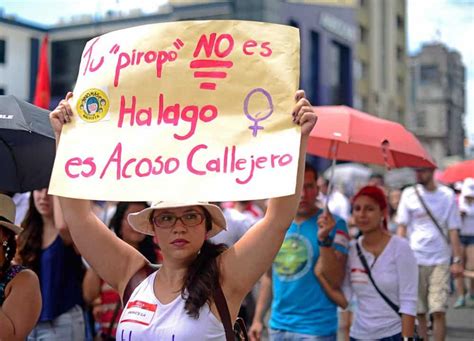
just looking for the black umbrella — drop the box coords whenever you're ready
[0,95,55,193]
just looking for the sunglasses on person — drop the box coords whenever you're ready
[152,211,205,229]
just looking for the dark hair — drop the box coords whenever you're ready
[149,207,227,318]
[305,162,319,181]
[110,202,157,263]
[17,194,43,274]
[352,185,388,230]
[182,208,227,318]
[387,188,401,219]
[369,173,385,184]
[0,225,17,275]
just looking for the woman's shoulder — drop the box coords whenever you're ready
[5,267,39,295]
[8,267,39,284]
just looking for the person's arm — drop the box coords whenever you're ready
[83,267,102,305]
[0,270,41,340]
[449,229,463,277]
[396,239,418,338]
[316,211,348,287]
[249,269,273,341]
[50,92,147,297]
[53,196,73,245]
[448,197,464,277]
[396,224,407,238]
[396,189,410,238]
[219,91,317,304]
[314,259,348,308]
[401,314,416,338]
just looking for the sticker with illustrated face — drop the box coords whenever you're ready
[76,88,110,123]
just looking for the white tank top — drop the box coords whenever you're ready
[116,270,226,340]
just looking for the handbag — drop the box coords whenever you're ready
[123,263,249,341]
[413,185,450,244]
[356,241,422,340]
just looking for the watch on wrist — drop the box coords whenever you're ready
[452,256,462,264]
[318,235,333,247]
[402,337,415,341]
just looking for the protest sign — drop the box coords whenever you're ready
[49,20,301,201]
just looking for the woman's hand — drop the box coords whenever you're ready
[49,92,74,139]
[292,90,317,136]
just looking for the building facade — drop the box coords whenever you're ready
[2,0,357,109]
[0,17,46,100]
[409,43,466,165]
[354,0,408,124]
[280,0,356,107]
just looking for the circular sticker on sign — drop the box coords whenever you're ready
[76,88,110,123]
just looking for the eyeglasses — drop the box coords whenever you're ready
[152,211,205,229]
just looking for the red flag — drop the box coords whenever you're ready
[34,35,50,109]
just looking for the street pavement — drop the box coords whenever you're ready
[446,296,474,341]
[260,296,474,340]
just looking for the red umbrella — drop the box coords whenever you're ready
[308,106,436,169]
[438,160,474,183]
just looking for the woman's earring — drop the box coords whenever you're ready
[2,240,8,259]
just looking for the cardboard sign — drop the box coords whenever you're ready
[49,20,301,201]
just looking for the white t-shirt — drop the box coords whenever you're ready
[396,185,461,265]
[12,192,30,225]
[210,207,255,247]
[459,195,474,236]
[116,271,225,340]
[342,236,418,340]
[318,190,351,222]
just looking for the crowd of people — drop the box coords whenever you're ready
[0,89,473,341]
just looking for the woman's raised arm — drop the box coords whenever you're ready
[50,93,147,296]
[219,90,317,302]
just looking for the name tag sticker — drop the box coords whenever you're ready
[120,300,157,326]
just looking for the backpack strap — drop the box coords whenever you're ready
[413,185,450,244]
[123,263,160,305]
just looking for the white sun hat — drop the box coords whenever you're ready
[128,201,226,238]
[0,194,23,234]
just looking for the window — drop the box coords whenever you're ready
[310,31,320,104]
[327,41,351,105]
[397,76,404,92]
[0,88,4,95]
[361,61,368,79]
[288,20,299,29]
[397,46,404,62]
[420,65,440,85]
[0,39,5,64]
[397,15,404,30]
[362,96,368,112]
[416,110,426,128]
[359,25,368,44]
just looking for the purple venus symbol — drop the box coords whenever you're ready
[243,88,274,137]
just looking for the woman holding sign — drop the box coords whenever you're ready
[50,90,317,340]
